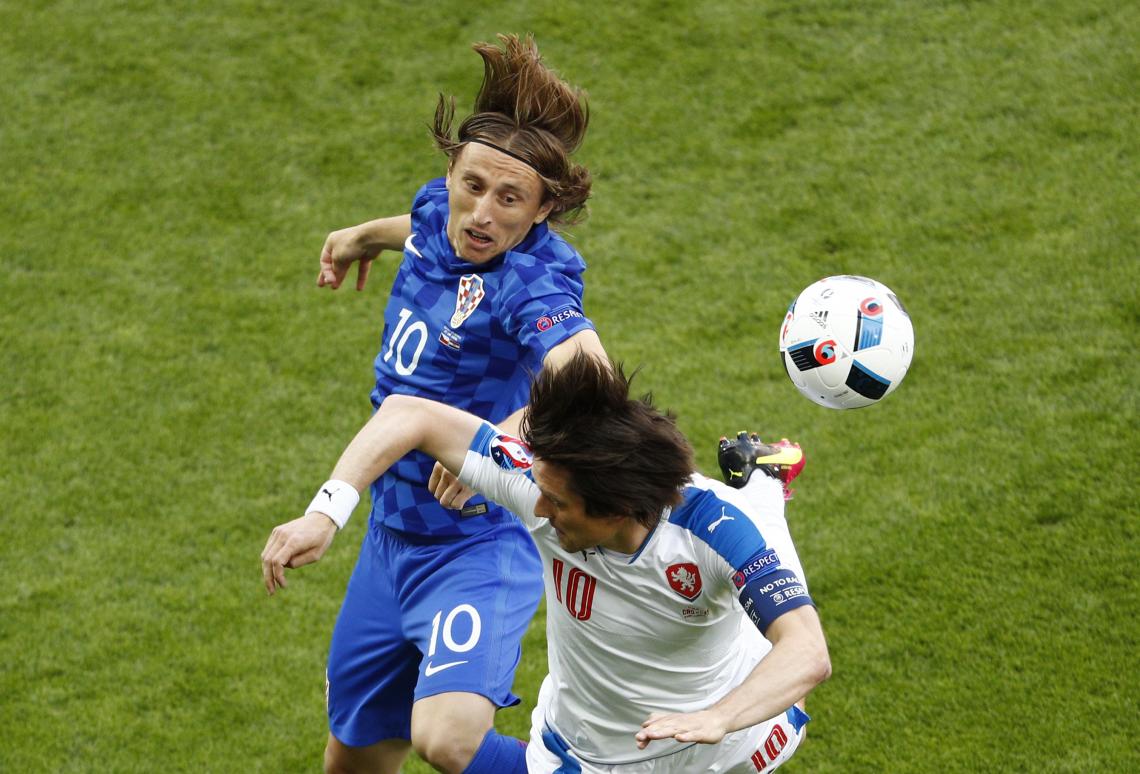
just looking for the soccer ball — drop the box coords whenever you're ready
[779,275,914,409]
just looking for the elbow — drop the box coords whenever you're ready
[817,653,833,686]
[810,641,832,687]
[789,628,830,690]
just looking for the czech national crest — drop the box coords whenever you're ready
[666,562,703,601]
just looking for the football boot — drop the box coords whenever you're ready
[717,431,805,500]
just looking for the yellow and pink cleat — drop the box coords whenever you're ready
[717,432,805,501]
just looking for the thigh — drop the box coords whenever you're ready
[602,708,808,774]
[400,522,543,707]
[528,722,612,774]
[527,677,567,774]
[709,707,809,773]
[527,678,619,774]
[326,529,421,747]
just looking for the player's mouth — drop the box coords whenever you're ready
[464,228,494,250]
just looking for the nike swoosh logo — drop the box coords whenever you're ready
[754,447,803,467]
[405,232,423,258]
[424,659,468,677]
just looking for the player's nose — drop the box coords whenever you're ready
[471,194,493,224]
[533,497,552,522]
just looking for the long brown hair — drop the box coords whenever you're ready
[433,34,592,225]
[522,353,694,528]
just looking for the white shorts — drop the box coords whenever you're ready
[526,699,808,773]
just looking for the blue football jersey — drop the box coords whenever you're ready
[369,178,595,536]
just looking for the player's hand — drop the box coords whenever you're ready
[317,226,377,290]
[635,710,730,749]
[428,462,476,509]
[260,512,338,595]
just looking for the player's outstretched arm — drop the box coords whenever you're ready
[260,395,482,595]
[427,328,608,509]
[329,394,480,489]
[318,214,413,290]
[634,606,830,748]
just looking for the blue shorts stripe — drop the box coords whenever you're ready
[785,705,811,732]
[541,725,582,773]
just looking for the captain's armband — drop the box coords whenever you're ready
[738,567,814,634]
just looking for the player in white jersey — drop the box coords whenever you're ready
[512,469,816,773]
[461,425,822,773]
[264,352,830,772]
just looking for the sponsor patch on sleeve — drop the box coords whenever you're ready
[534,304,585,332]
[731,548,781,588]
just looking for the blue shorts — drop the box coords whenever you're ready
[326,520,543,747]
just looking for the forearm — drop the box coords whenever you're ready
[713,640,829,733]
[712,607,830,733]
[329,395,478,492]
[263,386,476,592]
[351,214,413,254]
[543,328,607,372]
[495,330,607,436]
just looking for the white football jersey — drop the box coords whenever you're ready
[459,422,813,767]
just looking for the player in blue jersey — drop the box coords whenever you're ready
[263,352,831,773]
[261,36,605,774]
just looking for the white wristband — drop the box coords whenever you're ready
[306,479,360,530]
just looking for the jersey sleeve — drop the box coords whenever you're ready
[410,177,445,219]
[500,266,595,363]
[672,480,815,635]
[457,422,542,529]
[731,547,813,635]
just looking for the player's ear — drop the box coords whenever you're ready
[533,198,555,225]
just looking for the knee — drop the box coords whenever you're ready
[323,735,408,774]
[411,722,485,773]
[323,742,351,774]
[410,693,495,773]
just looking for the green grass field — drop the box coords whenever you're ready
[2,0,1137,771]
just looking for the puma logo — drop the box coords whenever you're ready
[708,507,735,533]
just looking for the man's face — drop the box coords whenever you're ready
[532,458,629,554]
[445,142,554,264]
